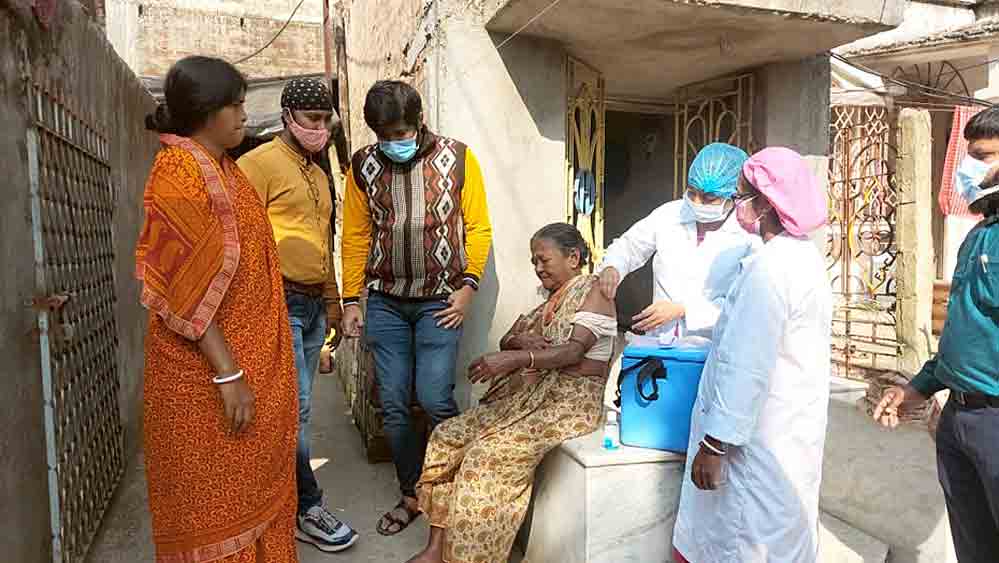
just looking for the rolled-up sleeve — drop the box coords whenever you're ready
[702,264,786,446]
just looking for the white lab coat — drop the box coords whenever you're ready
[600,200,757,339]
[673,234,833,563]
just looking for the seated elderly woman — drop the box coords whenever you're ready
[405,222,617,563]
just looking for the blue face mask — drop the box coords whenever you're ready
[379,137,418,163]
[956,155,991,204]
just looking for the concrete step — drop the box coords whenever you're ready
[820,511,890,563]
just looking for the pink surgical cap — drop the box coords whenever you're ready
[742,147,827,237]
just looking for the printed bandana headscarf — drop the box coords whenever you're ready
[281,78,333,112]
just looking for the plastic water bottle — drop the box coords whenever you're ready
[603,411,621,450]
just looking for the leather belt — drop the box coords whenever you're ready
[952,390,999,409]
[283,278,324,298]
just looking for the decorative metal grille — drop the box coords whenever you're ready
[673,73,755,201]
[892,60,971,99]
[24,56,124,563]
[566,56,606,269]
[827,105,899,379]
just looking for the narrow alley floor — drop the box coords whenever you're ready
[87,373,523,562]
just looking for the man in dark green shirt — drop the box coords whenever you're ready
[874,107,999,563]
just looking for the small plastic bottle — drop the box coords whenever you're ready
[603,411,621,450]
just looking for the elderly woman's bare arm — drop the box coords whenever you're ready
[526,285,615,369]
[469,286,615,383]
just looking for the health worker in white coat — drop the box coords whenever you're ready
[598,143,757,339]
[672,147,832,563]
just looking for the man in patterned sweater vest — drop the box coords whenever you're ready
[341,81,493,536]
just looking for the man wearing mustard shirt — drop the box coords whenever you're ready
[341,81,492,537]
[238,78,359,553]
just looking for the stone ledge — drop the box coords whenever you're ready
[830,375,869,395]
[519,429,685,562]
[560,428,686,469]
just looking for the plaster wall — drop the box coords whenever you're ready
[342,0,430,150]
[838,1,976,55]
[0,10,48,563]
[437,18,567,407]
[0,2,157,560]
[757,55,832,252]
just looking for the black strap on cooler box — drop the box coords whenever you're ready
[614,357,668,408]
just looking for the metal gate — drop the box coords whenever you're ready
[22,44,125,563]
[566,56,606,269]
[827,106,899,379]
[673,73,755,201]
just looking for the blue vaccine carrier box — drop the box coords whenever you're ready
[617,343,709,453]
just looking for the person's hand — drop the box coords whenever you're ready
[342,304,363,338]
[509,333,551,351]
[632,300,685,333]
[598,267,622,300]
[468,352,523,384]
[873,384,927,429]
[217,376,255,435]
[691,443,725,490]
[327,317,344,350]
[434,286,474,329]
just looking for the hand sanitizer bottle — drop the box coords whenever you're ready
[603,411,621,450]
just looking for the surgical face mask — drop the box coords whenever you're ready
[379,137,418,163]
[955,154,992,204]
[684,192,729,223]
[285,110,330,154]
[736,196,769,235]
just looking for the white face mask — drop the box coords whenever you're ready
[684,192,729,224]
[955,154,992,204]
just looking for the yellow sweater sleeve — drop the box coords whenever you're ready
[341,167,371,304]
[460,148,493,287]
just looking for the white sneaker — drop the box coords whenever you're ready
[295,505,359,553]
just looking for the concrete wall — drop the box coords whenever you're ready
[105,0,325,80]
[0,1,157,561]
[439,20,567,407]
[342,0,429,149]
[837,1,976,55]
[757,54,832,252]
[703,0,905,25]
[109,45,160,464]
[0,9,49,563]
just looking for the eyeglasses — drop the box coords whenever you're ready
[684,187,723,205]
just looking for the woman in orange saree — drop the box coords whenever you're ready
[135,56,298,563]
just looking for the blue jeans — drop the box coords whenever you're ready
[365,291,461,498]
[287,291,327,515]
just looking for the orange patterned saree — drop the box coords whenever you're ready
[136,135,298,563]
